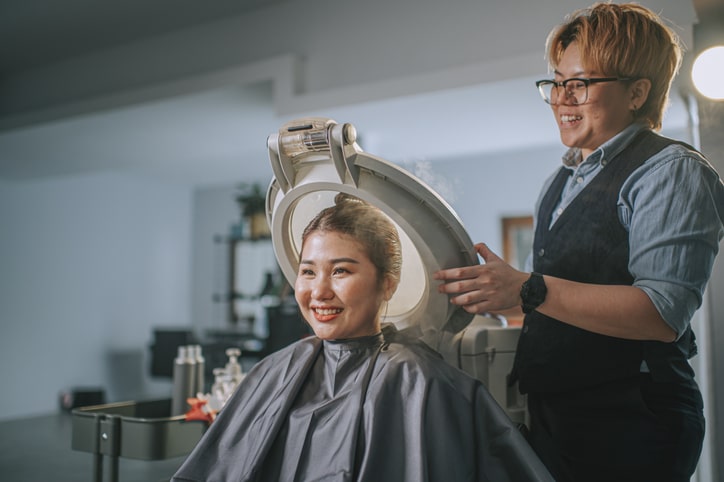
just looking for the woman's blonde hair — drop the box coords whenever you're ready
[546,2,683,130]
[301,193,402,289]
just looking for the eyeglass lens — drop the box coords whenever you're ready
[539,80,588,105]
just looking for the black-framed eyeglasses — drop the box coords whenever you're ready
[535,77,633,105]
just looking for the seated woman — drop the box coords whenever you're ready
[172,193,552,482]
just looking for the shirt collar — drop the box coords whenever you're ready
[560,123,649,168]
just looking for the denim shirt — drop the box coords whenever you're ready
[529,123,724,339]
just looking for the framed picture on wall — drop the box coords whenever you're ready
[502,215,534,271]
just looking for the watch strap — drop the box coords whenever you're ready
[520,272,547,314]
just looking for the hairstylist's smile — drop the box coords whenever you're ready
[561,114,583,123]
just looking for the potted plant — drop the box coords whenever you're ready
[235,183,270,239]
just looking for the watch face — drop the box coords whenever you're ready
[522,278,535,299]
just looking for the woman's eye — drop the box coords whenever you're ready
[333,267,349,275]
[300,268,314,276]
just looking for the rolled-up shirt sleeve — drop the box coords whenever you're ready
[619,146,724,339]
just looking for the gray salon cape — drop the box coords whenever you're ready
[172,325,553,482]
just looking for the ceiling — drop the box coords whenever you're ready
[0,0,720,188]
[0,0,286,74]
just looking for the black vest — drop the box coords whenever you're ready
[513,130,698,394]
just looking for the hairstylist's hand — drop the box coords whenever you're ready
[433,243,529,315]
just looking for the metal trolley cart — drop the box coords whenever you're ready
[72,399,206,482]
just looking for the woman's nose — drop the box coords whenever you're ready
[311,277,334,300]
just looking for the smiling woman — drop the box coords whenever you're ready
[171,193,553,482]
[295,230,391,339]
[294,194,401,340]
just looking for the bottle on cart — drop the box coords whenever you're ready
[225,347,245,386]
[171,345,197,416]
[191,344,205,395]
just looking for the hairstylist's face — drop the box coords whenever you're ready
[295,231,389,340]
[552,42,636,160]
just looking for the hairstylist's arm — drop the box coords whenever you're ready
[434,243,676,342]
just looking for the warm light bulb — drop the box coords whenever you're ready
[692,46,724,100]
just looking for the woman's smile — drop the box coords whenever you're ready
[312,306,344,321]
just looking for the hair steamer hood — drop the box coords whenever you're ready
[265,117,478,351]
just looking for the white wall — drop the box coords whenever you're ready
[0,173,193,420]
[426,145,563,251]
[191,185,240,331]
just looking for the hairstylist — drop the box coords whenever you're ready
[435,3,724,481]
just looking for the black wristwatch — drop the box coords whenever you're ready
[520,272,547,314]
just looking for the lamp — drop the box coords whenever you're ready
[692,45,724,100]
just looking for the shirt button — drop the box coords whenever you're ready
[601,159,608,166]
[537,248,545,257]
[556,207,563,216]
[576,176,583,184]
[523,325,529,333]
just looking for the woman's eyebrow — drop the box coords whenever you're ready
[330,257,359,264]
[299,257,360,265]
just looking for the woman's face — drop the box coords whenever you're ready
[295,231,390,340]
[551,42,636,160]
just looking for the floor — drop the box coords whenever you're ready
[0,411,189,482]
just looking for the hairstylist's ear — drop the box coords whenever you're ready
[630,78,651,111]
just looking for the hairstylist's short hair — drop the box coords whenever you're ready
[301,193,402,288]
[546,2,683,130]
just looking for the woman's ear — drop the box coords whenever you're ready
[630,78,651,111]
[382,275,398,302]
